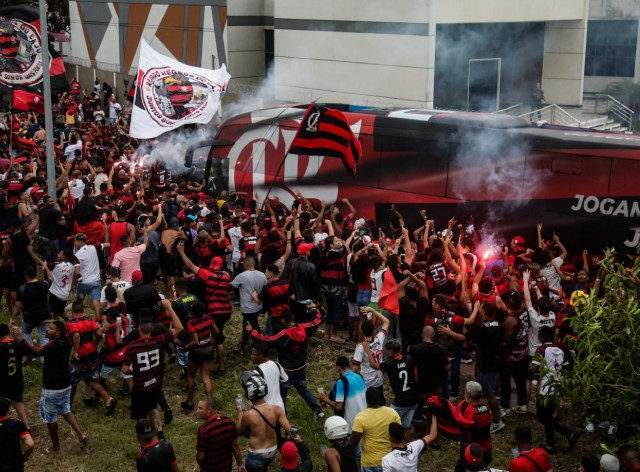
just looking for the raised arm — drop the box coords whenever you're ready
[553,232,568,261]
[176,241,200,275]
[537,224,544,249]
[391,204,404,228]
[522,270,533,310]
[342,198,356,220]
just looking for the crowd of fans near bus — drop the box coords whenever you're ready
[0,79,638,472]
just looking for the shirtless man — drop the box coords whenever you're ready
[236,372,298,472]
[160,215,187,296]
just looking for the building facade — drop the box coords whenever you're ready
[65,0,640,110]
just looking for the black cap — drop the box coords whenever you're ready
[192,205,201,213]
[104,306,122,320]
[169,218,179,229]
[23,266,37,278]
[104,286,117,301]
[135,419,157,439]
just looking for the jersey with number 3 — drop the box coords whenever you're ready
[380,354,417,407]
[47,261,75,301]
[0,339,24,392]
[122,331,174,391]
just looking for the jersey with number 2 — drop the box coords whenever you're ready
[123,331,174,391]
[380,354,417,407]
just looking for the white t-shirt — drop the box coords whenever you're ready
[254,360,288,411]
[382,439,426,472]
[314,232,328,245]
[540,256,564,300]
[109,102,121,119]
[74,244,101,285]
[49,261,75,301]
[228,226,242,264]
[64,142,83,162]
[100,280,132,303]
[527,307,557,356]
[94,172,108,194]
[94,110,105,122]
[353,330,386,388]
[371,268,387,303]
[70,178,86,200]
[531,342,567,396]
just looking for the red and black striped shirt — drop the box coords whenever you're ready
[257,279,290,322]
[187,315,214,350]
[457,400,492,453]
[122,331,174,391]
[320,246,347,286]
[196,415,238,472]
[198,269,231,317]
[67,315,99,363]
[104,318,128,366]
[238,235,258,256]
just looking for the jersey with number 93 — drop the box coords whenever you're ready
[122,332,175,391]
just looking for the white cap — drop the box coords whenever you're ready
[324,416,349,440]
[600,454,619,472]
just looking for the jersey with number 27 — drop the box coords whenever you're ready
[47,261,75,301]
[123,331,174,391]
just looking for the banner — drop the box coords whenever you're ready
[0,5,68,97]
[12,84,44,114]
[130,38,230,139]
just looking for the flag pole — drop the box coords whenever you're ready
[258,152,289,217]
[39,0,56,207]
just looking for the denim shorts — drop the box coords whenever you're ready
[477,371,498,397]
[244,449,277,472]
[70,363,99,386]
[77,281,101,300]
[101,364,132,379]
[390,403,418,428]
[172,345,188,368]
[363,467,383,472]
[40,387,71,423]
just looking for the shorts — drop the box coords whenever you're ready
[39,387,72,423]
[49,293,67,315]
[172,345,188,368]
[76,281,101,301]
[412,390,440,423]
[212,313,231,345]
[390,403,418,428]
[159,252,177,277]
[476,371,498,397]
[524,355,536,381]
[9,271,25,292]
[189,347,214,364]
[69,363,99,386]
[141,262,159,284]
[0,266,11,288]
[0,382,23,403]
[131,386,161,420]
[242,311,261,332]
[348,301,359,318]
[101,364,133,379]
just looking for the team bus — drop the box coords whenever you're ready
[185,105,640,254]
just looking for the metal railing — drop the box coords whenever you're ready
[519,104,585,127]
[594,94,633,130]
[492,102,523,116]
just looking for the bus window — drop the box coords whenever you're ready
[202,157,229,195]
[379,137,449,197]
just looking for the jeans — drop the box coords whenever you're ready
[356,289,372,308]
[23,321,48,362]
[324,291,344,327]
[383,309,401,344]
[279,367,322,414]
[40,236,59,263]
[390,403,417,428]
[263,312,272,336]
[77,281,101,300]
[537,397,572,447]
[477,371,498,397]
[500,362,528,409]
[346,433,362,468]
[244,450,276,472]
[40,387,71,423]
[363,467,383,472]
[450,342,463,394]
[172,345,188,368]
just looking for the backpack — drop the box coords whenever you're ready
[163,199,182,221]
[329,374,349,418]
[433,316,454,352]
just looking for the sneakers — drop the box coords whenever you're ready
[608,425,617,436]
[317,412,325,419]
[516,405,529,415]
[586,422,595,433]
[490,420,505,433]
[461,356,473,364]
[181,402,194,411]
[540,445,557,455]
[179,371,186,381]
[567,431,582,452]
[598,421,611,429]
[499,408,510,419]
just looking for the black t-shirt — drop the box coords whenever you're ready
[465,320,504,373]
[380,354,418,407]
[21,337,72,390]
[0,339,25,393]
[122,323,169,346]
[39,208,64,240]
[75,196,99,225]
[398,296,431,348]
[409,341,449,395]
[136,439,177,472]
[123,285,162,324]
[17,279,52,324]
[185,275,207,306]
[0,190,9,220]
[0,417,29,472]
[10,231,34,275]
[172,294,195,344]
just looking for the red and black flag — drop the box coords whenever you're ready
[12,84,44,114]
[127,72,137,103]
[288,104,362,177]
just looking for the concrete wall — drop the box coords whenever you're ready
[64,64,136,105]
[438,0,587,23]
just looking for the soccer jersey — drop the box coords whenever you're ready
[238,235,258,257]
[104,318,129,367]
[198,269,231,317]
[457,400,492,453]
[123,331,174,391]
[0,417,30,472]
[136,439,177,472]
[48,261,74,301]
[0,339,24,396]
[67,315,100,363]
[380,354,417,407]
[510,449,553,472]
[187,315,214,350]
[353,330,386,388]
[197,415,238,472]
[381,439,426,472]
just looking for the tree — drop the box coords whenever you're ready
[0,0,70,36]
[540,243,640,449]
[603,78,640,112]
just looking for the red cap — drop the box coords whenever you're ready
[297,242,314,255]
[512,236,525,250]
[280,441,298,469]
[209,256,224,271]
[13,123,19,131]
[460,444,485,471]
[132,270,144,285]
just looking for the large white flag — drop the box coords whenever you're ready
[130,39,231,139]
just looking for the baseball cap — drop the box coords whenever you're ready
[12,123,19,131]
[186,214,198,221]
[169,218,180,229]
[281,441,299,470]
[132,270,144,286]
[210,256,224,271]
[513,236,525,250]
[297,242,314,255]
[135,419,157,439]
[104,306,121,320]
[192,205,201,213]
[23,266,37,278]
[459,444,485,472]
[97,194,110,204]
[104,286,117,301]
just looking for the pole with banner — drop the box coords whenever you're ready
[39,0,56,206]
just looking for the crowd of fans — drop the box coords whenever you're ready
[0,78,637,472]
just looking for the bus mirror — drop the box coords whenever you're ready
[184,139,234,168]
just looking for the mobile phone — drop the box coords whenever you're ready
[367,312,372,320]
[317,387,323,393]
[290,426,298,439]
[235,395,246,411]
[511,448,519,459]
[320,445,328,459]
